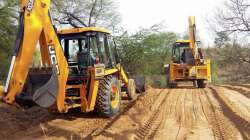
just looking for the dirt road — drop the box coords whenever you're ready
[0,85,249,140]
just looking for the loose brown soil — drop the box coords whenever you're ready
[0,85,249,140]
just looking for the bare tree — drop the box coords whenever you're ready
[51,0,121,30]
[215,0,250,34]
[210,0,250,64]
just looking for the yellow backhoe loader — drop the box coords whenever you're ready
[0,0,144,117]
[165,16,211,88]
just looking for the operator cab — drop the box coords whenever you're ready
[172,40,195,65]
[58,27,119,77]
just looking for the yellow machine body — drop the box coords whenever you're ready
[169,59,211,82]
[166,16,211,88]
[1,0,134,116]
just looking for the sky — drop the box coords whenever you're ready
[117,0,226,46]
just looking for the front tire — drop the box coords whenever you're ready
[95,76,121,117]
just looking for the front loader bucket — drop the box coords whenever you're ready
[33,67,58,108]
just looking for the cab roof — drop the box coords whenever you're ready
[57,27,111,35]
[175,40,191,43]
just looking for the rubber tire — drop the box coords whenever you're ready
[127,79,136,100]
[168,82,177,88]
[166,74,170,87]
[197,80,206,88]
[166,66,170,87]
[95,76,121,117]
[166,67,176,88]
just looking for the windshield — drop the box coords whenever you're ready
[172,42,193,63]
[60,38,87,63]
[59,32,116,67]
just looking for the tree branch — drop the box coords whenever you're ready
[89,0,98,26]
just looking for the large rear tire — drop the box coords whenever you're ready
[95,76,121,117]
[165,65,177,88]
[166,74,170,87]
[197,79,206,88]
[168,82,177,88]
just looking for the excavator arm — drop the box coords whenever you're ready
[188,16,198,60]
[2,0,69,112]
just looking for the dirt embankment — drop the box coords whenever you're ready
[0,88,164,140]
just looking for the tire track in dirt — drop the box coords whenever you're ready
[183,92,188,126]
[199,89,236,140]
[87,89,167,140]
[191,90,197,122]
[196,89,217,140]
[155,89,181,140]
[232,84,250,89]
[209,87,250,139]
[155,89,183,140]
[170,90,183,140]
[166,90,175,116]
[83,92,151,139]
[221,85,250,99]
[4,87,250,140]
[157,88,218,140]
[184,91,196,129]
[2,91,149,140]
[218,86,250,116]
[178,89,201,140]
[197,89,211,124]
[135,89,170,140]
[174,90,187,140]
[92,87,249,140]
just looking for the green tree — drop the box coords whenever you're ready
[214,32,230,48]
[116,27,177,76]
[0,0,17,81]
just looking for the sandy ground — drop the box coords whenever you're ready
[0,85,249,140]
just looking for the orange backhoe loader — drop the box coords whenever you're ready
[0,0,144,117]
[165,16,211,88]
